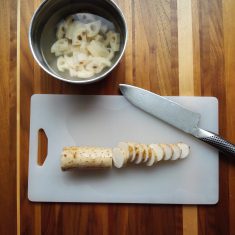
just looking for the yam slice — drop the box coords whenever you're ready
[117,142,130,163]
[127,142,136,162]
[177,143,190,158]
[112,147,126,168]
[134,144,144,164]
[170,144,182,160]
[160,144,173,160]
[146,146,155,166]
[149,144,164,163]
[141,144,149,163]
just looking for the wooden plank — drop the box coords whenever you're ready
[177,0,198,235]
[197,0,229,235]
[0,0,17,234]
[223,0,235,234]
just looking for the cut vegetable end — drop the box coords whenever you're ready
[117,142,129,163]
[112,147,126,168]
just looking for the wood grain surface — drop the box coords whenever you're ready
[0,0,235,234]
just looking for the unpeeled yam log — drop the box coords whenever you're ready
[61,146,112,171]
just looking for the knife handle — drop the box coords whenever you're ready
[197,128,235,156]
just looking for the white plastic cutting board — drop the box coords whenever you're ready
[28,95,218,204]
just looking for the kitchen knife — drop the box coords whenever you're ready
[119,84,235,156]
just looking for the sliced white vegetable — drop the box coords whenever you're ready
[100,24,108,34]
[51,38,69,56]
[177,143,190,158]
[86,20,101,38]
[76,69,94,79]
[112,147,126,168]
[170,144,182,160]
[127,142,136,162]
[117,142,129,163]
[73,52,89,67]
[94,34,104,42]
[107,48,114,60]
[104,31,120,51]
[57,56,68,72]
[64,16,75,30]
[77,13,96,23]
[149,144,164,162]
[85,57,111,74]
[141,144,149,163]
[146,146,155,166]
[56,21,65,39]
[160,144,173,160]
[85,61,104,74]
[70,22,87,45]
[87,40,110,57]
[52,16,120,79]
[134,144,144,164]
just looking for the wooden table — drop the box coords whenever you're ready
[1,0,235,234]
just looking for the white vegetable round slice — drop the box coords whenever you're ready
[73,52,89,67]
[112,147,126,168]
[107,48,114,60]
[51,38,69,56]
[117,142,129,163]
[141,144,149,163]
[170,144,182,160]
[85,60,105,74]
[77,13,96,23]
[64,16,75,30]
[146,146,155,166]
[127,142,136,162]
[76,69,94,79]
[100,24,108,34]
[160,144,173,160]
[86,20,101,38]
[57,56,68,72]
[87,40,110,58]
[149,144,164,162]
[134,144,144,164]
[104,31,120,51]
[56,21,65,39]
[177,143,190,158]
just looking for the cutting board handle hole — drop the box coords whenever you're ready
[37,128,48,166]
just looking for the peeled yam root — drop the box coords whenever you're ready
[61,142,190,171]
[61,146,112,171]
[112,142,190,168]
[51,13,120,79]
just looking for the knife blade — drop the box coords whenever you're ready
[119,84,235,156]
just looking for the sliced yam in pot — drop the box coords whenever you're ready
[112,147,126,168]
[177,142,190,158]
[134,144,144,164]
[160,144,173,160]
[127,142,136,162]
[149,144,164,162]
[170,144,182,160]
[141,144,149,163]
[146,146,155,166]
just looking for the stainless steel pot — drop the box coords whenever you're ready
[29,0,127,84]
